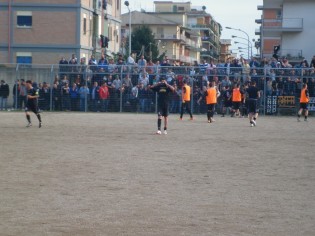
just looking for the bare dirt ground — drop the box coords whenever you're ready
[0,112,314,236]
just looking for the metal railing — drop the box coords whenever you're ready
[261,18,303,30]
[0,63,314,115]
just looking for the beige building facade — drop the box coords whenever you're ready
[0,0,121,64]
[154,1,222,63]
[121,1,222,65]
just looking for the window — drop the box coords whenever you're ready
[17,11,32,27]
[83,15,87,35]
[16,52,32,64]
[108,26,113,40]
[90,16,93,35]
[157,27,164,37]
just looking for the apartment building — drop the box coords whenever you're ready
[0,0,121,64]
[185,6,221,63]
[121,11,195,63]
[219,39,232,63]
[256,0,315,63]
[121,1,222,64]
[154,1,221,63]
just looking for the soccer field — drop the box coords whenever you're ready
[0,112,314,236]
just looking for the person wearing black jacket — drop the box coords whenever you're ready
[0,80,10,110]
[90,81,100,112]
[52,82,62,111]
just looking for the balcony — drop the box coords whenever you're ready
[263,49,303,61]
[200,50,214,58]
[261,18,303,32]
[93,0,102,15]
[280,49,303,61]
[221,50,231,55]
[255,27,261,35]
[201,36,216,46]
[257,2,282,10]
[156,34,180,40]
[187,40,199,49]
[185,24,219,35]
[185,23,211,30]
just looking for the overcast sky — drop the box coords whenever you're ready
[122,0,263,54]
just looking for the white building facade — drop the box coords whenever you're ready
[256,0,315,63]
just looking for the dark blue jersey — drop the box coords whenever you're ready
[27,87,39,107]
[151,82,172,105]
[246,86,259,99]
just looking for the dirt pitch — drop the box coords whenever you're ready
[0,112,314,236]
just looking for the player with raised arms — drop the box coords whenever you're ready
[149,77,175,134]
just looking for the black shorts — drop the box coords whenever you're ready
[247,99,258,113]
[300,103,308,110]
[232,102,241,110]
[158,103,169,117]
[223,100,232,107]
[207,104,215,112]
[25,104,40,114]
[182,101,191,109]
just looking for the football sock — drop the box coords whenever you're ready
[210,111,214,118]
[36,113,42,122]
[207,111,210,120]
[26,114,31,123]
[157,119,161,130]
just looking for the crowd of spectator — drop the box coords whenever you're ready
[3,53,314,113]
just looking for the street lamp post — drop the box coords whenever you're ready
[226,27,251,59]
[234,42,253,55]
[124,1,131,56]
[232,36,253,58]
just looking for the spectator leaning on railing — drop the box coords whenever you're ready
[59,56,69,78]
[90,81,100,112]
[88,55,98,72]
[78,83,90,111]
[99,82,110,112]
[98,54,108,72]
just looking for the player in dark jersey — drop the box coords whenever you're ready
[149,78,174,134]
[221,85,232,117]
[25,80,42,128]
[246,81,260,127]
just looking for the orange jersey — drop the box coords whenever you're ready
[206,87,217,104]
[232,88,242,102]
[300,88,309,103]
[182,84,191,102]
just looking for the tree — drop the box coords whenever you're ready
[126,25,159,61]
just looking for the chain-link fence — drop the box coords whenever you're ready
[0,63,314,115]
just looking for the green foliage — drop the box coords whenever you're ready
[126,25,160,61]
